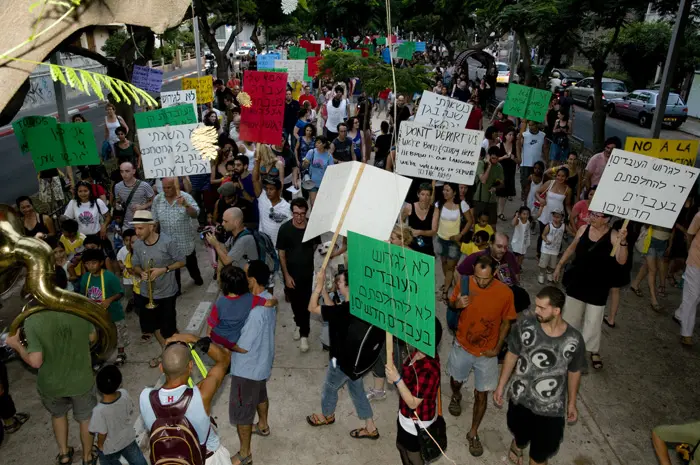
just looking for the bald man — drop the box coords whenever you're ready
[152,177,203,291]
[140,333,233,465]
[205,207,258,267]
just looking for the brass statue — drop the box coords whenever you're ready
[0,204,116,359]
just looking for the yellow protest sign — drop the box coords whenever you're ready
[182,76,214,104]
[625,137,699,167]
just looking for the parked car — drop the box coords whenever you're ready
[547,68,585,93]
[607,89,688,129]
[496,62,511,85]
[235,44,254,56]
[569,77,628,111]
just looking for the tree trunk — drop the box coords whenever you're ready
[591,60,607,152]
[539,50,561,90]
[516,30,532,86]
[250,24,263,52]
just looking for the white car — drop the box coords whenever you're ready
[235,44,253,57]
[496,62,511,85]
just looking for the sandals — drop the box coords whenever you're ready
[115,352,126,366]
[55,446,74,465]
[590,353,603,370]
[232,452,253,465]
[508,440,523,465]
[349,427,380,440]
[306,413,335,427]
[252,423,271,436]
[658,286,667,298]
[651,303,664,314]
[448,394,462,416]
[149,356,162,368]
[498,214,507,221]
[140,334,152,343]
[630,287,643,297]
[4,413,29,433]
[603,317,616,328]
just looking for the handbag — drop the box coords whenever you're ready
[416,386,447,463]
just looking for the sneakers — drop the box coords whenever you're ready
[300,337,309,352]
[466,433,484,457]
[293,327,301,341]
[366,388,387,401]
[546,272,553,282]
[681,336,693,347]
[537,274,545,284]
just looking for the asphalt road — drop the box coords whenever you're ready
[0,66,201,205]
[493,86,695,151]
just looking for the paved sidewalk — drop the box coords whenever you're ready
[679,116,700,138]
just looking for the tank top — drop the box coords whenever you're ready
[527,179,542,211]
[510,219,531,255]
[350,130,362,160]
[565,226,614,306]
[105,116,121,144]
[325,99,347,132]
[25,213,49,237]
[408,203,435,254]
[541,222,564,255]
[242,144,255,167]
[299,137,314,160]
[437,204,462,240]
[539,181,567,224]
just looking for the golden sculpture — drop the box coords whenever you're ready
[0,205,116,359]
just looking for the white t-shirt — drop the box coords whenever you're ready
[88,389,136,455]
[257,191,291,246]
[116,246,132,285]
[64,199,109,236]
[325,99,348,132]
[521,130,546,167]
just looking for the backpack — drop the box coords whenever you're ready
[239,229,279,272]
[148,389,209,465]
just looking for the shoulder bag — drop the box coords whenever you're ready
[416,385,447,463]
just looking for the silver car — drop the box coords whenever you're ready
[569,77,628,111]
[607,90,688,129]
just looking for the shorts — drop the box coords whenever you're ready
[447,341,498,391]
[135,294,178,338]
[520,166,534,188]
[644,237,668,258]
[40,384,97,422]
[474,201,497,225]
[437,237,460,260]
[507,401,565,463]
[539,253,558,270]
[229,376,268,425]
[115,319,129,349]
[205,445,232,465]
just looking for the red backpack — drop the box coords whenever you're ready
[148,389,209,465]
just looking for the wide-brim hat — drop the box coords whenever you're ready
[131,210,156,225]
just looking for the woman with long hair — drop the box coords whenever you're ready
[480,125,501,152]
[16,195,55,239]
[103,103,127,159]
[549,110,571,165]
[496,128,520,220]
[210,138,238,189]
[204,110,223,135]
[347,116,366,162]
[255,143,285,187]
[436,183,474,301]
[296,124,316,167]
[64,180,111,238]
[114,126,142,169]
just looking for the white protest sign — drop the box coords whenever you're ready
[303,161,411,243]
[311,40,326,51]
[160,90,198,119]
[274,59,305,83]
[415,90,473,129]
[278,49,288,60]
[589,148,700,228]
[138,123,211,179]
[395,121,482,185]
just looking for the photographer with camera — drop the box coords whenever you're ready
[206,207,258,269]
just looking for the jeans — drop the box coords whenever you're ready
[321,363,373,420]
[97,440,148,465]
[175,250,204,291]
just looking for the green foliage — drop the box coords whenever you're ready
[613,21,671,89]
[101,29,148,59]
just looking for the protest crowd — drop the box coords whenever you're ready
[2,33,700,465]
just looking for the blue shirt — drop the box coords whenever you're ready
[304,149,334,188]
[230,291,276,381]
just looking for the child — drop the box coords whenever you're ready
[89,365,147,465]
[538,209,565,284]
[206,265,277,350]
[221,159,236,185]
[116,229,139,314]
[79,249,127,366]
[59,218,86,261]
[474,211,495,238]
[109,212,124,252]
[511,206,532,267]
[524,160,546,232]
[69,235,118,284]
[53,242,74,291]
[460,230,490,257]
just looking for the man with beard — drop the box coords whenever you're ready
[283,90,301,147]
[329,122,353,164]
[447,255,516,457]
[324,85,348,140]
[494,286,585,465]
[389,94,411,136]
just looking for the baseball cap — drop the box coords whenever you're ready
[218,182,237,197]
[551,208,565,216]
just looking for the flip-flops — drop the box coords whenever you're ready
[252,423,270,436]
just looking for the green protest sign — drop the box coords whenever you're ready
[290,46,308,59]
[348,231,436,356]
[502,83,551,123]
[346,49,362,56]
[134,104,197,129]
[13,116,57,154]
[268,68,288,73]
[398,41,416,59]
[376,37,387,45]
[26,122,100,171]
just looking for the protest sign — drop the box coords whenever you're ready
[138,123,211,178]
[502,84,551,123]
[307,56,321,77]
[289,46,307,59]
[348,231,436,356]
[160,90,198,118]
[396,121,481,185]
[274,60,305,83]
[382,48,391,64]
[303,161,411,243]
[376,37,387,45]
[589,148,700,228]
[131,65,163,93]
[310,40,326,52]
[625,137,698,167]
[182,76,214,104]
[134,104,197,129]
[13,115,56,154]
[415,90,473,129]
[257,53,280,70]
[415,41,426,52]
[239,70,287,144]
[398,41,416,59]
[278,49,288,60]
[26,122,100,170]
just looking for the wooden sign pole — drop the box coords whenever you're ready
[609,218,629,257]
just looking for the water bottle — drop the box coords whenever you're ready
[416,236,425,248]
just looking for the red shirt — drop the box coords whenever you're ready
[379,89,391,99]
[466,106,483,130]
[299,94,317,109]
[399,353,440,421]
[91,184,106,199]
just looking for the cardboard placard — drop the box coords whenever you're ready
[26,122,100,170]
[502,83,551,123]
[396,121,481,185]
[257,53,280,70]
[134,104,197,129]
[274,59,305,82]
[239,71,287,144]
[131,65,163,93]
[160,90,198,119]
[415,90,473,129]
[13,115,57,154]
[625,137,698,167]
[307,56,321,78]
[415,42,426,52]
[303,161,411,243]
[398,41,416,59]
[589,148,700,228]
[182,76,214,104]
[138,123,211,178]
[348,231,436,356]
